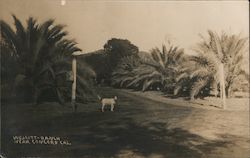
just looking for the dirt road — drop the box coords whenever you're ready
[2,87,249,157]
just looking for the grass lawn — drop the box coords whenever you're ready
[1,87,249,158]
[123,89,249,111]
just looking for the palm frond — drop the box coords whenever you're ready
[190,78,209,99]
[1,16,95,103]
[12,15,26,42]
[0,20,18,52]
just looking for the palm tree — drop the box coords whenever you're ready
[112,44,185,92]
[175,53,220,99]
[0,39,20,100]
[111,55,142,88]
[195,30,249,97]
[1,15,95,104]
[176,30,249,100]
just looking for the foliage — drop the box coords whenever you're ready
[176,30,249,99]
[0,15,95,104]
[81,39,140,85]
[103,38,139,83]
[79,49,110,84]
[196,31,249,97]
[175,54,219,99]
[112,44,186,92]
[104,38,139,67]
[111,55,142,88]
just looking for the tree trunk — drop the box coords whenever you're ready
[219,63,226,109]
[225,86,229,98]
[210,80,219,97]
[225,85,233,98]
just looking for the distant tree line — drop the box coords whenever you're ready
[1,15,249,105]
[82,32,249,99]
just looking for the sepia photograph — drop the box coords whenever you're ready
[0,0,249,157]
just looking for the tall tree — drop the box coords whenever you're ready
[104,38,139,67]
[0,15,95,104]
[112,44,186,92]
[176,30,249,99]
[195,30,249,97]
[102,38,139,84]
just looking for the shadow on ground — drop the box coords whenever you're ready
[3,109,238,158]
[2,87,249,158]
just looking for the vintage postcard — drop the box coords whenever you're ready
[0,0,249,157]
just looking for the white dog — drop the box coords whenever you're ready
[98,95,117,112]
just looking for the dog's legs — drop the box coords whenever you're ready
[111,104,114,112]
[102,104,105,112]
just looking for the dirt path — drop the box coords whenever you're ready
[2,87,249,158]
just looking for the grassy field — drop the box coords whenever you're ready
[1,87,249,158]
[123,89,249,111]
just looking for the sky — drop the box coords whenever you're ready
[0,0,249,54]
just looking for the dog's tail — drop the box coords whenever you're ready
[114,96,118,100]
[97,95,102,100]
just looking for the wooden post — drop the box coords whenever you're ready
[72,56,77,112]
[219,63,226,109]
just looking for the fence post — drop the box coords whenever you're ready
[71,56,77,112]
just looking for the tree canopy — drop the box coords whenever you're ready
[0,15,95,104]
[104,38,139,68]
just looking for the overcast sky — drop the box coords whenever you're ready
[0,0,249,54]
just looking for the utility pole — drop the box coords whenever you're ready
[71,56,77,112]
[71,51,85,112]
